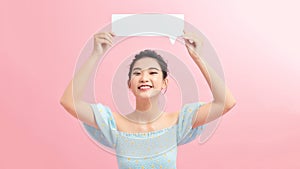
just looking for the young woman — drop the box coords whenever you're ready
[60,32,236,169]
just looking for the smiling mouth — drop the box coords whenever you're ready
[138,85,153,90]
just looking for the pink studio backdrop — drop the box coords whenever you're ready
[1,0,300,169]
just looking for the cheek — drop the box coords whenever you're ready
[129,77,137,88]
[153,77,165,86]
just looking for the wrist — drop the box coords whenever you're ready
[90,51,103,59]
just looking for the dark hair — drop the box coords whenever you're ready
[128,50,169,82]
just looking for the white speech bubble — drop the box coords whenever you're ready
[112,14,184,44]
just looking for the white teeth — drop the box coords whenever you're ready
[139,86,151,89]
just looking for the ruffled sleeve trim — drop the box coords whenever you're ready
[82,103,118,149]
[177,102,206,145]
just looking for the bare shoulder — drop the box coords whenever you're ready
[110,111,136,132]
[164,111,180,126]
[110,111,124,125]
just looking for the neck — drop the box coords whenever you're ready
[132,95,163,123]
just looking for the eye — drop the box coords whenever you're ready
[133,72,140,75]
[150,72,158,75]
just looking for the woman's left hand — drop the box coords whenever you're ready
[182,31,203,59]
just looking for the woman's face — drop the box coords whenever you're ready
[128,57,168,99]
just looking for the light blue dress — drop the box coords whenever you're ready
[82,102,206,169]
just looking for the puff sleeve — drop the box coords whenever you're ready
[177,102,206,146]
[82,103,118,149]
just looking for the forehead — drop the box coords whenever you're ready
[133,57,161,70]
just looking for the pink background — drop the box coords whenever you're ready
[1,0,300,168]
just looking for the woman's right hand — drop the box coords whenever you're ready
[92,32,115,56]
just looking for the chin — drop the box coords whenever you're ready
[137,92,161,100]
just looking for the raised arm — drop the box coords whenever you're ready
[60,32,115,128]
[182,31,236,128]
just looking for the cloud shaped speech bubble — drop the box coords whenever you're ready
[112,14,184,44]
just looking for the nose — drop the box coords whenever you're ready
[139,72,149,83]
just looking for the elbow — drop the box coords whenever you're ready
[60,96,68,107]
[60,91,75,107]
[60,98,70,112]
[59,97,78,119]
[224,97,236,113]
[60,98,67,107]
[60,96,73,109]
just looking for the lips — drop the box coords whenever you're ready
[138,85,153,90]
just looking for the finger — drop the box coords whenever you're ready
[185,43,194,51]
[102,39,113,46]
[105,32,114,41]
[95,34,113,44]
[94,32,107,38]
[186,39,199,50]
[95,32,113,40]
[183,30,196,41]
[96,37,113,45]
[182,36,195,45]
[109,32,116,37]
[105,34,114,44]
[96,38,113,46]
[183,38,190,44]
[185,40,197,50]
[183,34,202,46]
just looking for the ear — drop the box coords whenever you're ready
[127,80,131,89]
[162,78,168,89]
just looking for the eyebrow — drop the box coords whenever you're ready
[132,67,160,71]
